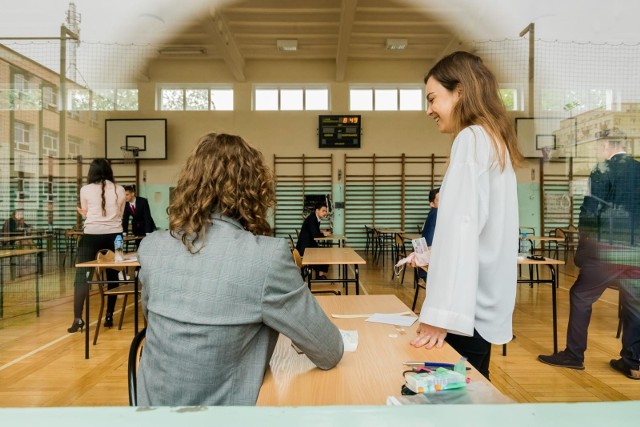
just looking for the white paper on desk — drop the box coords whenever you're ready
[339,329,358,352]
[366,313,418,327]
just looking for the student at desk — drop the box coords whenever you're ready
[410,51,523,379]
[2,209,30,246]
[296,201,332,279]
[137,133,343,406]
[418,188,439,281]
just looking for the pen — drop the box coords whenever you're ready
[403,362,471,370]
[403,362,455,368]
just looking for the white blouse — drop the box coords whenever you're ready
[418,125,519,344]
[80,181,126,235]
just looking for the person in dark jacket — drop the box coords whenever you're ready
[122,185,156,247]
[418,188,440,280]
[296,201,331,279]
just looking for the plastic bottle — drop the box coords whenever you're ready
[519,232,531,257]
[454,356,467,376]
[114,234,124,262]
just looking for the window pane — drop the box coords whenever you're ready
[305,89,328,110]
[399,89,423,111]
[499,88,518,111]
[255,89,278,111]
[161,89,184,110]
[281,89,303,110]
[350,89,373,111]
[186,89,209,110]
[374,89,398,111]
[92,89,115,111]
[211,89,233,110]
[69,90,90,110]
[116,89,138,110]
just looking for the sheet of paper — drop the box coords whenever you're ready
[339,329,358,352]
[365,313,418,327]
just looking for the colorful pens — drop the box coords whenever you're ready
[403,362,471,370]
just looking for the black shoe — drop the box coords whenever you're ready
[316,275,328,280]
[537,351,584,370]
[104,314,114,328]
[67,319,85,333]
[610,358,640,380]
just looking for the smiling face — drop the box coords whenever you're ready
[425,76,460,134]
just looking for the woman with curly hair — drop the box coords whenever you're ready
[136,133,343,406]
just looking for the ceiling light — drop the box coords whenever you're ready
[277,39,298,52]
[158,47,207,56]
[385,38,408,50]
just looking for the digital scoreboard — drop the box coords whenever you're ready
[318,115,361,148]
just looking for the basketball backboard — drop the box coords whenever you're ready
[105,119,167,160]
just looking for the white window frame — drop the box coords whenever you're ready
[499,84,524,112]
[14,121,33,152]
[42,129,59,157]
[253,85,330,111]
[349,85,423,111]
[157,84,234,111]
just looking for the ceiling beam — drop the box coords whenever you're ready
[335,0,358,82]
[206,8,246,82]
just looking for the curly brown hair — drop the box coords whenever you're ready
[168,133,276,253]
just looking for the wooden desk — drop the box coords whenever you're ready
[75,254,140,359]
[0,249,45,318]
[516,257,564,354]
[315,235,347,248]
[402,233,422,241]
[257,295,496,405]
[302,248,366,295]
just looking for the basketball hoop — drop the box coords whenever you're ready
[121,146,140,164]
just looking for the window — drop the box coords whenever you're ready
[68,89,90,111]
[253,86,329,111]
[14,122,33,152]
[349,86,422,111]
[91,87,139,111]
[42,86,58,110]
[67,136,81,159]
[42,129,59,157]
[499,87,522,111]
[158,85,234,111]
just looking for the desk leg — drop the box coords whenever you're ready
[36,251,41,317]
[0,258,4,318]
[343,264,348,295]
[134,272,139,335]
[550,265,558,354]
[355,265,360,295]
[85,269,91,360]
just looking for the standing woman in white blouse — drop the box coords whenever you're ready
[67,159,126,333]
[411,51,524,379]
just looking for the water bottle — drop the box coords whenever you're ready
[454,357,467,376]
[519,232,531,257]
[114,234,124,262]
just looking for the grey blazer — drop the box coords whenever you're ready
[136,214,343,406]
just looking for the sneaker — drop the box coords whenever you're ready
[609,358,640,380]
[537,351,585,370]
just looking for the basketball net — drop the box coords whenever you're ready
[121,146,139,165]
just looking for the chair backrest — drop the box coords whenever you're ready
[554,228,566,239]
[395,233,407,256]
[128,327,146,406]
[287,234,295,251]
[568,224,578,232]
[292,248,303,269]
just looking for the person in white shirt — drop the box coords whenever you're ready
[410,51,524,379]
[68,159,125,333]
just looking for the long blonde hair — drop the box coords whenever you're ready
[425,51,523,169]
[168,133,276,253]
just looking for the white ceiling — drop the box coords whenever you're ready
[1,0,638,82]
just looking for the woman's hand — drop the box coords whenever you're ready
[76,207,87,217]
[410,322,447,349]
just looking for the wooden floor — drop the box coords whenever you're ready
[0,249,638,407]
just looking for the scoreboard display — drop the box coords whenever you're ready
[318,115,361,148]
